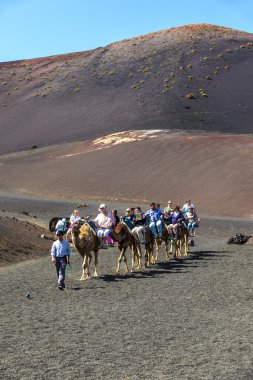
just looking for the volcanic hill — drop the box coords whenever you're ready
[1,24,253,155]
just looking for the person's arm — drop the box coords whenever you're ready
[51,243,56,263]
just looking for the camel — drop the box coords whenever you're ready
[71,223,100,280]
[109,222,141,274]
[167,223,189,257]
[152,221,170,263]
[132,225,155,267]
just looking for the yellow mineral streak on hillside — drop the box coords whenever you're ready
[93,130,164,146]
[93,131,138,145]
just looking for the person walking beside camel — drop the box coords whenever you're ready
[51,230,70,290]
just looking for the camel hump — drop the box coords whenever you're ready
[79,223,91,238]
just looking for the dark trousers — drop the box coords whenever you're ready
[55,257,67,287]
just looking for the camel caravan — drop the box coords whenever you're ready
[49,200,200,281]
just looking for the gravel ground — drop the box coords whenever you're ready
[1,196,253,379]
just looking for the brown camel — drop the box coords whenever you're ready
[152,221,170,263]
[109,222,141,274]
[71,223,100,280]
[167,223,189,257]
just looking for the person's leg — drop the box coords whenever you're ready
[58,257,67,288]
[66,228,72,242]
[104,229,112,246]
[149,222,157,238]
[173,223,178,239]
[188,222,192,235]
[55,258,60,283]
[97,229,104,246]
[156,220,162,237]
[191,222,197,236]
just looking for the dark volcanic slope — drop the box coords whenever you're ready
[0,24,253,154]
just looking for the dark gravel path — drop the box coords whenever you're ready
[1,225,253,379]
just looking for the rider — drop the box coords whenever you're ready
[123,208,136,230]
[182,199,195,214]
[66,209,81,241]
[163,210,172,226]
[164,200,173,213]
[55,218,68,235]
[168,206,185,239]
[185,206,200,236]
[145,202,163,240]
[93,204,113,249]
[132,207,146,244]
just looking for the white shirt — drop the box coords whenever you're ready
[94,212,112,228]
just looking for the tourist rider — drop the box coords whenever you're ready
[51,230,70,290]
[112,209,120,227]
[123,208,136,230]
[182,199,195,214]
[185,206,200,236]
[93,204,113,249]
[164,200,173,213]
[66,209,81,241]
[168,206,185,239]
[55,217,67,235]
[145,202,163,240]
[163,210,172,226]
[132,207,146,244]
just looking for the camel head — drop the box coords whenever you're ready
[71,223,80,237]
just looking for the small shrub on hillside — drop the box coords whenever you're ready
[186,93,195,99]
[74,87,81,92]
[139,80,145,84]
[128,73,134,78]
[246,42,253,46]
[217,54,223,58]
[204,75,212,80]
[188,76,192,80]
[31,145,37,149]
[199,88,208,97]
[131,84,137,89]
[224,65,230,70]
[225,48,232,53]
[240,44,246,49]
[187,64,192,69]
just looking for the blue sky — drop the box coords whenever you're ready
[0,0,252,62]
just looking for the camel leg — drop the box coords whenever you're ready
[123,248,129,274]
[169,239,173,254]
[165,241,170,260]
[93,251,98,277]
[144,246,148,267]
[174,240,180,258]
[154,239,159,263]
[116,247,129,275]
[184,235,189,256]
[80,255,88,280]
[132,245,141,272]
[131,246,135,272]
[136,245,141,271]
